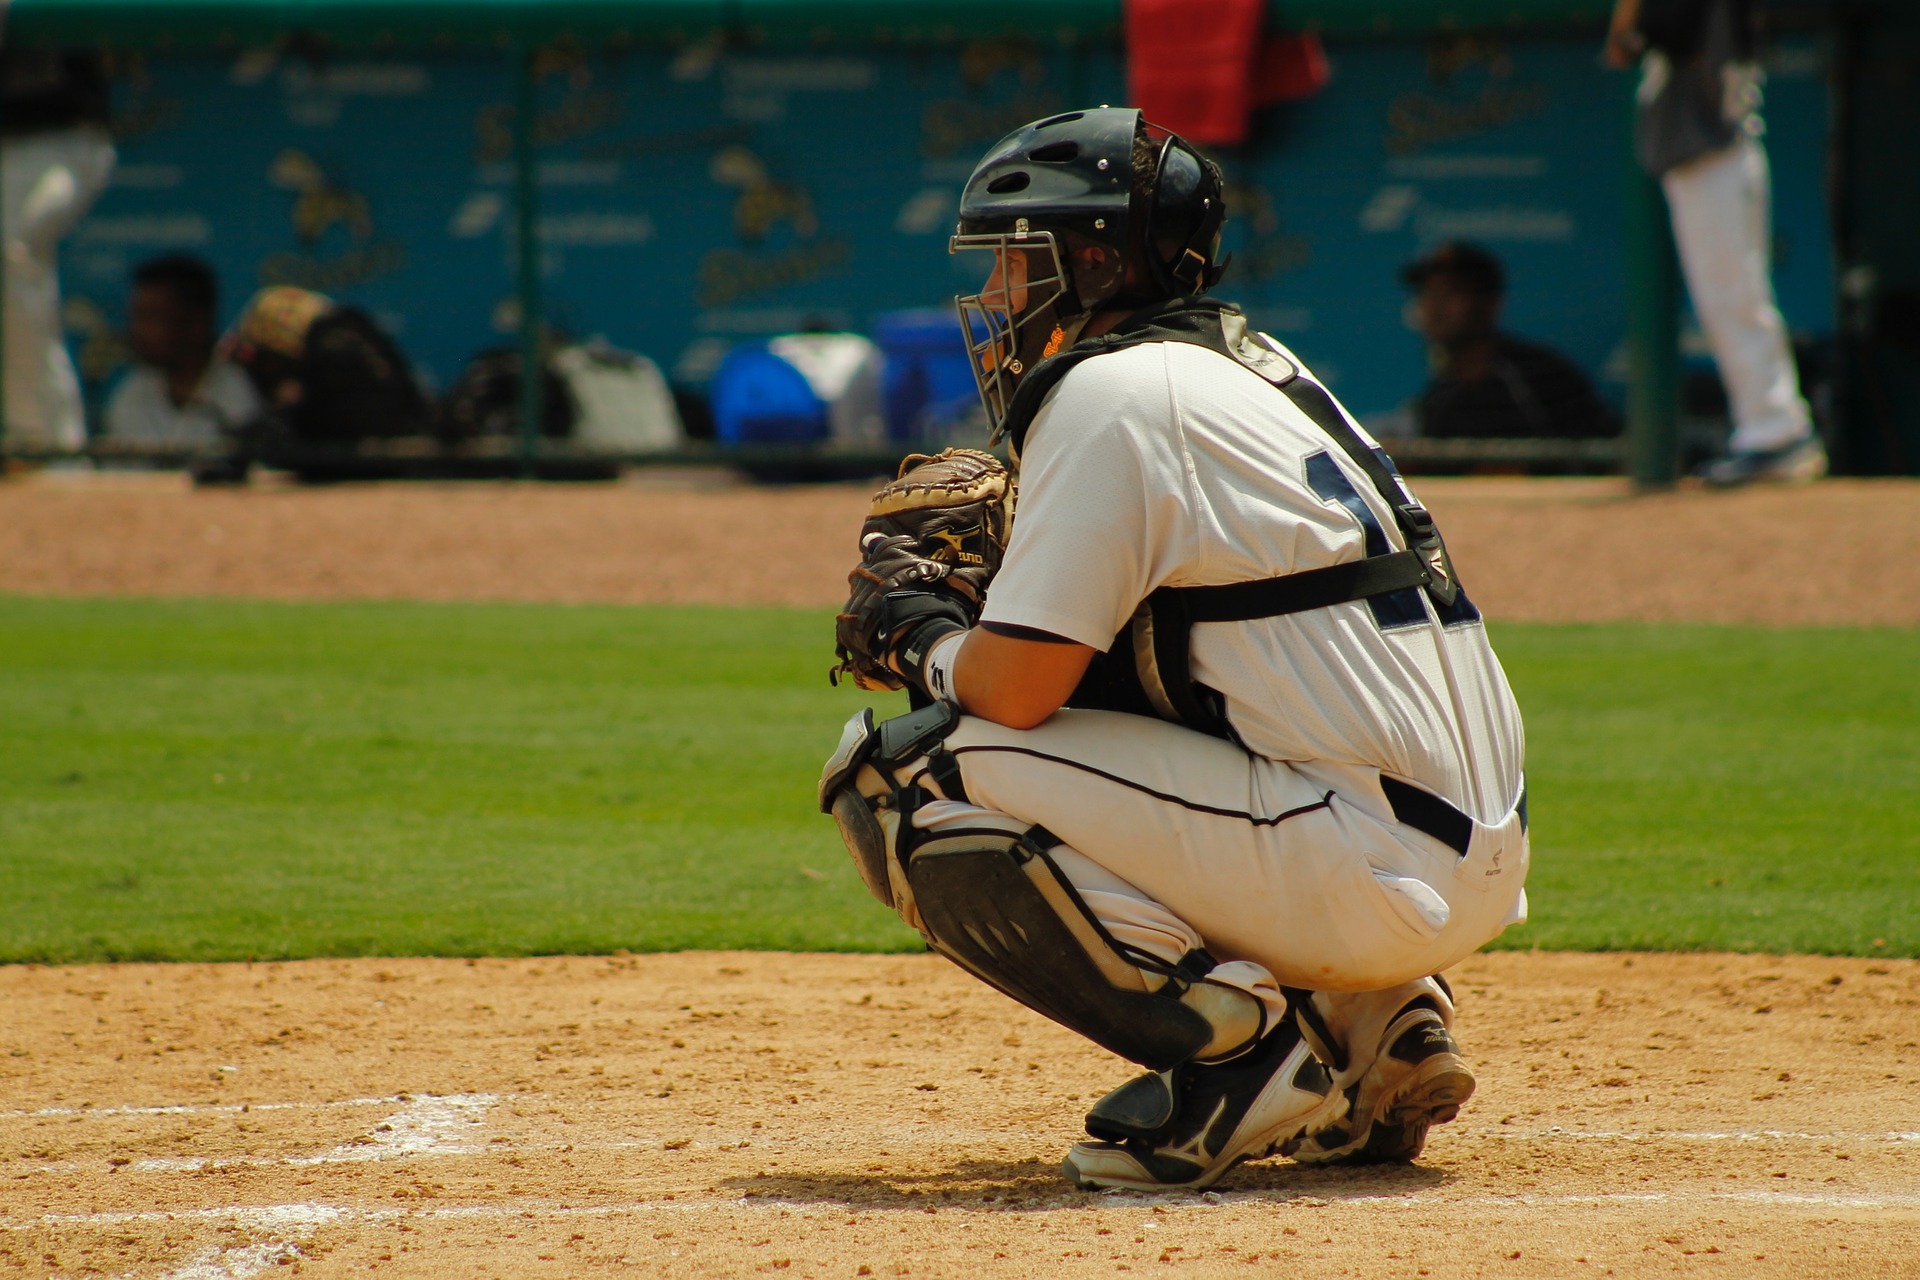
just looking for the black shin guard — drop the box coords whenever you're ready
[908,836,1215,1070]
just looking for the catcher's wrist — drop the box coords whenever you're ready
[890,615,968,694]
[917,628,967,703]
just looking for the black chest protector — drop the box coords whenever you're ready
[1001,298,1466,743]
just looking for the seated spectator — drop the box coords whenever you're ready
[1400,242,1619,440]
[103,255,261,453]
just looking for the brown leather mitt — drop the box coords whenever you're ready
[831,448,1014,691]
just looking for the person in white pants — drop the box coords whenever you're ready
[2,51,116,455]
[1608,0,1825,486]
[821,108,1530,1192]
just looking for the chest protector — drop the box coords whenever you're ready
[1001,298,1464,742]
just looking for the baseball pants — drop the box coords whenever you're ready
[1662,135,1813,454]
[3,125,116,451]
[908,708,1529,1040]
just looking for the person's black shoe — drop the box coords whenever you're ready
[1286,1000,1474,1166]
[1064,1017,1340,1191]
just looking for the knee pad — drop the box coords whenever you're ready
[819,701,971,932]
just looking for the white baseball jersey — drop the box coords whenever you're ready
[979,337,1525,825]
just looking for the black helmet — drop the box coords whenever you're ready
[950,107,1227,440]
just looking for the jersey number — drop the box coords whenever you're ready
[1303,450,1481,630]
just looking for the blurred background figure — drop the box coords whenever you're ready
[103,254,261,455]
[1607,0,1825,486]
[1,48,115,454]
[1400,241,1619,441]
[224,285,432,444]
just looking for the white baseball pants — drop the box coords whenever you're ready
[1662,136,1813,453]
[910,708,1529,1042]
[3,125,116,451]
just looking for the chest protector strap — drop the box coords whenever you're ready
[1034,301,1464,740]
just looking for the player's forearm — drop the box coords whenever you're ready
[947,626,1095,730]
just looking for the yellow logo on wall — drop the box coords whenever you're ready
[257,148,405,291]
[697,146,848,309]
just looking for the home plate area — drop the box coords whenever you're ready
[3,951,1918,1278]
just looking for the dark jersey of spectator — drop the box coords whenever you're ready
[1415,335,1620,440]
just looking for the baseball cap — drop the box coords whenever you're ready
[1399,241,1505,296]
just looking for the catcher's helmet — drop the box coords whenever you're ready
[951,106,1227,439]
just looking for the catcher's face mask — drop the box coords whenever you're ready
[952,226,1075,444]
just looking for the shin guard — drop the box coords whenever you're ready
[821,703,1258,1070]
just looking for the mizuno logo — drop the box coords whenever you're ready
[928,528,985,565]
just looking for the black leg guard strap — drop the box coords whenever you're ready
[1284,985,1350,1074]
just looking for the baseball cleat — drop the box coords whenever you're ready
[1698,435,1827,488]
[1284,1001,1474,1166]
[1062,1018,1341,1191]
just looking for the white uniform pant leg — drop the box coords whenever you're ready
[933,709,1527,996]
[2,126,116,450]
[1661,136,1811,453]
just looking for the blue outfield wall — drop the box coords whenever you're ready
[64,33,1834,424]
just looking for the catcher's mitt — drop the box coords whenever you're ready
[831,448,1014,692]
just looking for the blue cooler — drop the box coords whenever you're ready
[872,309,981,444]
[708,344,830,445]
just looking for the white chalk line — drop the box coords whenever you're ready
[1468,1126,1920,1144]
[13,1091,1919,1148]
[13,1095,1920,1275]
[15,1115,1920,1181]
[15,1094,497,1178]
[141,1092,496,1173]
[150,1238,306,1280]
[46,1186,1920,1280]
[93,1207,337,1280]
[39,1100,489,1280]
[3,1094,460,1120]
[15,1185,1920,1237]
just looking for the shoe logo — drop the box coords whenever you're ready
[1160,1098,1230,1163]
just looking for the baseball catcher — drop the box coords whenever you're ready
[821,108,1530,1191]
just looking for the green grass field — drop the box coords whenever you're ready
[1,595,1913,964]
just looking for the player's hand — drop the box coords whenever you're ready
[834,534,963,692]
[829,450,1013,692]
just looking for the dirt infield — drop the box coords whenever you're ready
[5,953,1918,1279]
[3,471,1918,1278]
[1,469,1918,625]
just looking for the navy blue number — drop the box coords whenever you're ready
[1303,451,1480,629]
